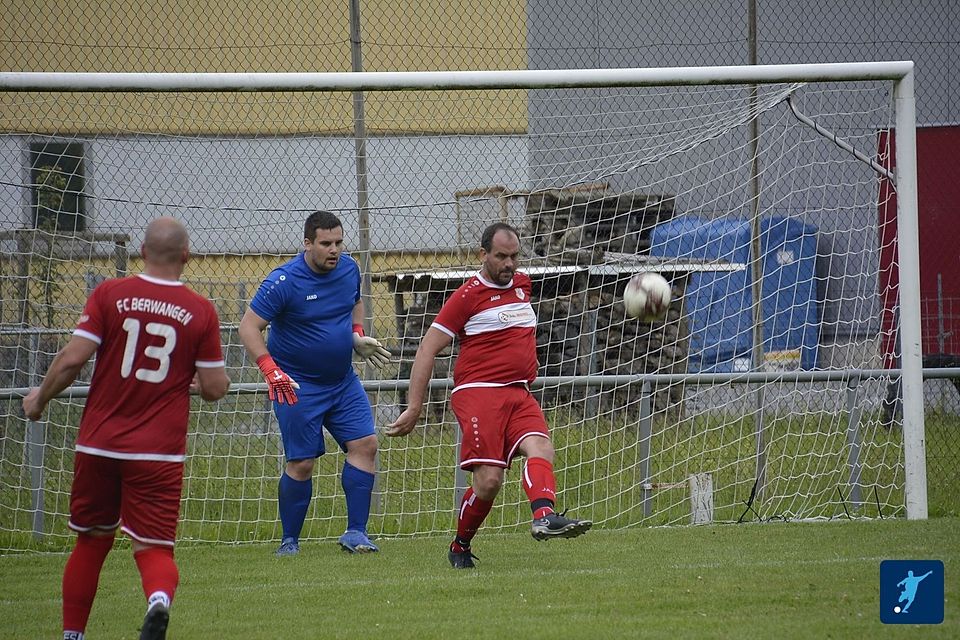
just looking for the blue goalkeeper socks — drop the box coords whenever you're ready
[341,461,375,533]
[278,472,312,541]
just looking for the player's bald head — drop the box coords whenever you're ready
[142,216,189,266]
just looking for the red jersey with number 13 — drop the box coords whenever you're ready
[432,271,538,392]
[73,274,224,461]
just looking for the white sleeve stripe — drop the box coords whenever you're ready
[195,360,225,368]
[431,322,457,338]
[73,328,102,345]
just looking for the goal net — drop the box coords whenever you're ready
[0,64,924,551]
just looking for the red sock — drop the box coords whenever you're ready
[454,487,493,548]
[134,546,179,606]
[62,533,115,634]
[523,457,557,519]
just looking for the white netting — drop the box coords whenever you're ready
[0,71,908,551]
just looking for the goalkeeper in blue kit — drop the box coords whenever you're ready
[239,210,391,555]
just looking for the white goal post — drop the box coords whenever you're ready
[0,62,925,552]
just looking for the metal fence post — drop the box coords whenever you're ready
[639,379,653,518]
[26,330,45,539]
[845,376,864,510]
[453,427,468,514]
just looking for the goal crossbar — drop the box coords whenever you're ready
[0,61,914,92]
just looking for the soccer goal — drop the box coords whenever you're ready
[0,62,925,551]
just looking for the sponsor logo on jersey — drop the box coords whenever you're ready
[306,294,318,301]
[490,294,501,301]
[498,308,536,324]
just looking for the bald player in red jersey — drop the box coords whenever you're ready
[23,217,230,640]
[387,222,591,569]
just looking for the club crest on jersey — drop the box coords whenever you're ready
[515,288,525,300]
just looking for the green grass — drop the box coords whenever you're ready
[1,517,958,639]
[3,402,959,551]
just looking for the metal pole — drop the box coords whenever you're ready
[585,302,601,419]
[349,0,373,336]
[747,0,764,372]
[349,0,381,516]
[894,69,928,519]
[639,380,653,518]
[746,0,768,505]
[453,429,468,513]
[845,377,863,510]
[27,330,45,538]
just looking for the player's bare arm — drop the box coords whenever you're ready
[238,306,270,360]
[385,327,452,437]
[239,305,299,404]
[22,335,98,421]
[194,365,231,402]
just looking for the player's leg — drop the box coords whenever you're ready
[62,531,116,640]
[449,464,503,568]
[338,435,378,552]
[277,457,315,555]
[327,375,379,553]
[902,591,916,612]
[132,541,175,640]
[121,459,184,640]
[274,382,327,555]
[517,436,558,519]
[509,389,592,540]
[448,388,510,568]
[63,452,122,639]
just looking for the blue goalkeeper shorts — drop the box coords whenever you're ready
[273,372,374,461]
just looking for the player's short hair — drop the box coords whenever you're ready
[304,210,343,241]
[480,222,520,252]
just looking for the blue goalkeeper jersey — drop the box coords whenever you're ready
[251,252,361,386]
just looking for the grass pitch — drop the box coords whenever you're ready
[1,516,957,639]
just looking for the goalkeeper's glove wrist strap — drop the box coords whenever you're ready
[256,354,277,372]
[352,323,364,337]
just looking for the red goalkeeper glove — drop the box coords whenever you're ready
[256,354,300,405]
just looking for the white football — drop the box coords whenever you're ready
[623,273,672,321]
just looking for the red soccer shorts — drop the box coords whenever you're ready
[450,384,550,470]
[69,451,184,546]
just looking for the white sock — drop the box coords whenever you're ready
[147,590,171,611]
[63,632,84,640]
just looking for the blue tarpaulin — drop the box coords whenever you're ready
[649,215,820,372]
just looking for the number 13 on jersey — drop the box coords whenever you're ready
[120,318,178,383]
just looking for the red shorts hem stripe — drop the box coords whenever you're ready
[460,457,509,470]
[121,525,175,547]
[68,519,121,533]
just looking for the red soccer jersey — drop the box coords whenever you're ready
[432,271,538,392]
[72,274,224,461]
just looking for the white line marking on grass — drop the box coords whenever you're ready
[670,555,888,571]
